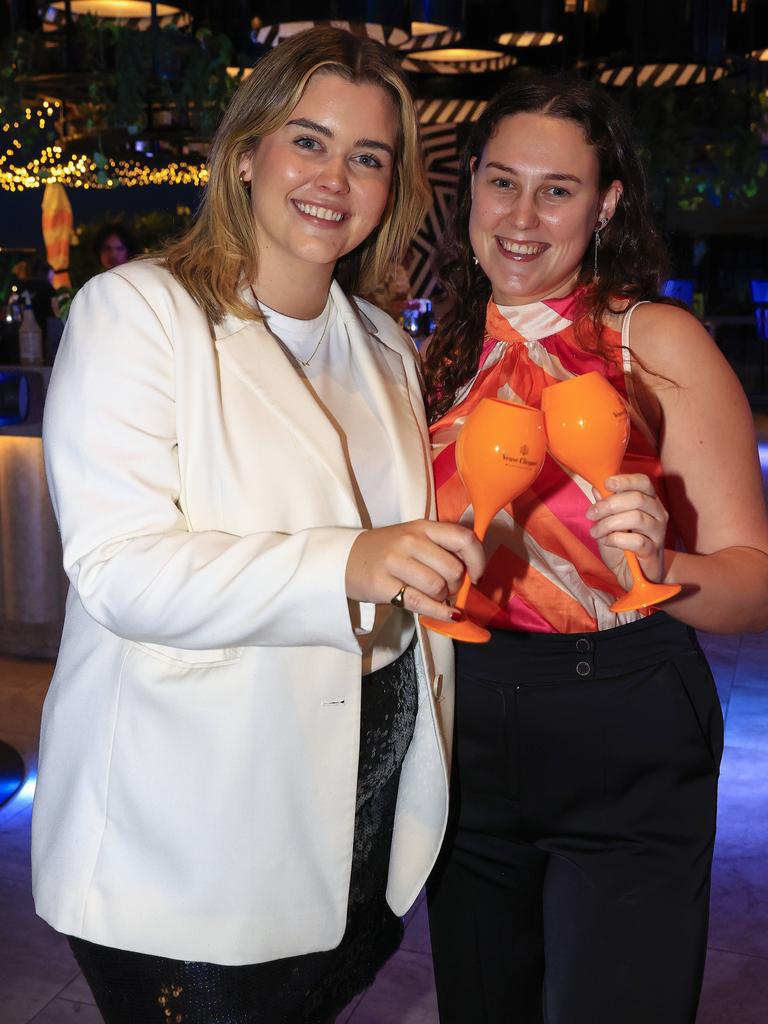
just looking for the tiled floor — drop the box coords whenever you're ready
[1,628,767,1022]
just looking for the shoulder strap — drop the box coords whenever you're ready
[619,300,660,448]
[620,300,651,406]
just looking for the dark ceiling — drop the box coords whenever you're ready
[3,0,768,69]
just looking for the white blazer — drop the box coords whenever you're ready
[31,260,454,966]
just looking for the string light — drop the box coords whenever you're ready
[0,157,209,191]
[0,102,208,190]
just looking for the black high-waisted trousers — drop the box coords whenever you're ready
[68,644,418,1024]
[427,613,723,1024]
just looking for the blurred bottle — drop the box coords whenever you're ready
[401,298,433,348]
[18,291,44,365]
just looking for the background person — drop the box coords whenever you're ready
[93,221,138,270]
[423,73,768,1024]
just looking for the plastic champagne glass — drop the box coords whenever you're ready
[540,371,681,613]
[421,397,547,643]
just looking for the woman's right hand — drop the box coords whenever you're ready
[346,520,486,621]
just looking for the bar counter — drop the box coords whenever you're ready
[0,366,67,658]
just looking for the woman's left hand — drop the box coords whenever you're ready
[585,473,668,587]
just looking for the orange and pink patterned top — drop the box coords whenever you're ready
[430,289,671,634]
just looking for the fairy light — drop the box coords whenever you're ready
[0,96,214,191]
[0,101,208,189]
[0,153,210,190]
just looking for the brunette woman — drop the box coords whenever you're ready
[424,73,768,1024]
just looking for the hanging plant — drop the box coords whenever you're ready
[64,18,240,139]
[0,19,241,184]
[0,33,60,162]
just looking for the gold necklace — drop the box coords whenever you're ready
[252,287,332,367]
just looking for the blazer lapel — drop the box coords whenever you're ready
[213,285,432,526]
[331,283,431,523]
[214,313,361,521]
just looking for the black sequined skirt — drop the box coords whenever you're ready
[68,643,419,1024]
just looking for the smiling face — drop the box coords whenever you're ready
[238,72,398,300]
[469,112,622,306]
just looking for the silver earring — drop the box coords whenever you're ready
[472,256,479,266]
[239,171,251,194]
[593,219,606,283]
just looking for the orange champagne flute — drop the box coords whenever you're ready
[540,371,680,613]
[421,397,546,643]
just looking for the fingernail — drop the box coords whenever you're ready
[450,610,465,622]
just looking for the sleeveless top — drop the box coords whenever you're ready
[430,289,671,634]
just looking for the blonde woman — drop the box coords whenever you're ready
[33,28,483,1023]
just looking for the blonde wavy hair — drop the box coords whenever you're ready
[162,27,431,323]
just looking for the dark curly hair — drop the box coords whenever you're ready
[93,222,139,260]
[424,73,669,422]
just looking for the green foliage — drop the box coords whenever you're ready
[0,21,240,173]
[629,76,768,212]
[71,19,239,138]
[132,206,194,249]
[54,285,74,323]
[0,32,59,160]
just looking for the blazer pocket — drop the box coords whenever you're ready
[128,640,244,669]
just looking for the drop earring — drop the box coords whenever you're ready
[593,218,606,284]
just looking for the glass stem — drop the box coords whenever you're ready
[453,572,473,612]
[453,516,491,612]
[623,550,648,587]
[597,482,649,587]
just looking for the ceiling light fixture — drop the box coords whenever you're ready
[47,0,189,27]
[400,48,515,75]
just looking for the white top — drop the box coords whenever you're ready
[259,296,415,673]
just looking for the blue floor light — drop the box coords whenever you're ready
[0,741,25,807]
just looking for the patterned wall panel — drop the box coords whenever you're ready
[409,122,460,297]
[409,101,488,297]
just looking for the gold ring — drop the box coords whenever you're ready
[390,585,407,609]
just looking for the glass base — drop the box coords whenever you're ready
[419,615,491,644]
[610,582,682,614]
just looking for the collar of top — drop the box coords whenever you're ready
[486,286,590,345]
